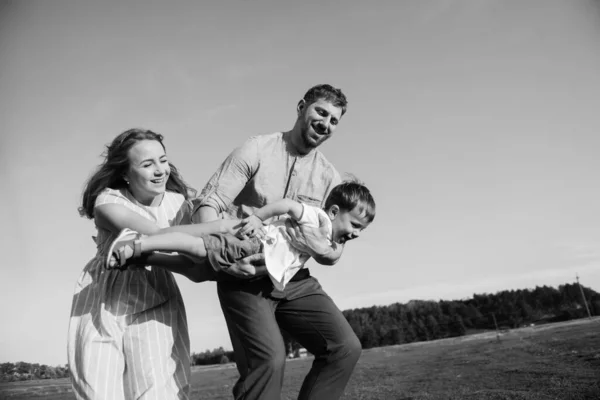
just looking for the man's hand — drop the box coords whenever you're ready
[224,253,268,279]
[284,213,341,265]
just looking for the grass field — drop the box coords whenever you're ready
[1,318,598,399]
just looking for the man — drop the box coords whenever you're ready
[194,84,361,400]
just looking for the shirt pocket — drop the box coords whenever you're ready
[296,194,323,208]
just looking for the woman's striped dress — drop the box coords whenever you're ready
[68,188,191,400]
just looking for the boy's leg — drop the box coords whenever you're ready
[112,233,213,282]
[138,232,208,259]
[275,277,362,400]
[142,253,216,283]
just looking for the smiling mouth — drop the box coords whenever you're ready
[311,123,327,136]
[151,177,165,184]
[337,236,350,244]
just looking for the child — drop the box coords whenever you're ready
[108,181,375,289]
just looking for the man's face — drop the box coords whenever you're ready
[297,98,343,150]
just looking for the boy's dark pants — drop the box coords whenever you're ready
[217,271,362,400]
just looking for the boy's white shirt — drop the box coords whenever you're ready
[262,204,332,291]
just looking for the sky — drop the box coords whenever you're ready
[1,0,600,366]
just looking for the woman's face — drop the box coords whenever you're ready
[124,139,170,205]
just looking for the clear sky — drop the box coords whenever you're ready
[1,0,600,366]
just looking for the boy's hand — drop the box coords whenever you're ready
[238,215,266,239]
[220,219,245,237]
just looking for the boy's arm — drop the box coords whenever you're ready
[255,198,303,221]
[238,199,303,237]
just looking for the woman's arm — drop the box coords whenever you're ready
[95,204,162,235]
[95,203,241,237]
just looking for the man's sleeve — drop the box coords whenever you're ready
[195,136,260,214]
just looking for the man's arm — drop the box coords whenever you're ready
[286,213,344,266]
[192,137,268,278]
[194,137,260,220]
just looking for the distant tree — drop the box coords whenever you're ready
[426,315,440,339]
[360,326,378,349]
[219,355,230,364]
[449,315,466,337]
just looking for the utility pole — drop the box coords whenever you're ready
[492,312,500,342]
[576,274,592,319]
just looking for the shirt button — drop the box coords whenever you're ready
[292,171,297,177]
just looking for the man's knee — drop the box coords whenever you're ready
[342,332,362,363]
[325,331,361,367]
[258,346,287,374]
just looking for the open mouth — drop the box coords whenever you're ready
[337,236,350,244]
[311,123,327,136]
[151,177,165,184]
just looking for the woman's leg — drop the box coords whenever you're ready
[123,287,191,400]
[68,268,127,400]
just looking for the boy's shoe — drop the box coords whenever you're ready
[106,228,142,270]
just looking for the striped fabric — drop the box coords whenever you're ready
[68,188,191,400]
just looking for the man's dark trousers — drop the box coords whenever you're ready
[217,271,362,400]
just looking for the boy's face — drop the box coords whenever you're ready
[328,205,372,244]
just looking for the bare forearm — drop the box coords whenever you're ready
[139,232,207,259]
[196,206,220,223]
[154,219,239,237]
[254,199,302,221]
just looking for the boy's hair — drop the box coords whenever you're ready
[325,181,376,223]
[302,84,348,116]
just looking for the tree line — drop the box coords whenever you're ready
[3,282,598,380]
[0,362,70,382]
[340,283,599,350]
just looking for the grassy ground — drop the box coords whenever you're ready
[1,318,598,399]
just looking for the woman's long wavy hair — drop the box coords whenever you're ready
[79,128,195,219]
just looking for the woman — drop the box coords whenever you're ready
[68,129,196,400]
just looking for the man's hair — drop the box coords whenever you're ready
[302,84,348,116]
[325,180,376,223]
